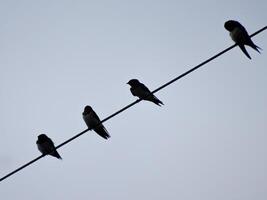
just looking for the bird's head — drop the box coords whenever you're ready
[127,79,140,86]
[224,20,241,31]
[37,134,48,141]
[83,105,93,115]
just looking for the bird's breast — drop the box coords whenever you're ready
[230,27,246,43]
[37,142,53,154]
[83,113,99,128]
[131,87,148,98]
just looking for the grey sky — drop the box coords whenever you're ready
[0,0,267,199]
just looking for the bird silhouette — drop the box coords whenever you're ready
[224,20,261,59]
[36,134,62,159]
[83,105,110,139]
[127,79,164,106]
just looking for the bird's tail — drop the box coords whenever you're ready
[247,39,262,54]
[95,125,110,140]
[239,44,251,59]
[151,95,164,106]
[251,43,262,54]
[51,150,62,160]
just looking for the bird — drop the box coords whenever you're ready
[83,105,110,139]
[127,79,164,106]
[224,20,261,59]
[36,134,62,159]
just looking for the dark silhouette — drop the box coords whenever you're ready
[224,20,261,59]
[83,105,110,139]
[1,26,266,183]
[36,134,62,159]
[127,79,164,106]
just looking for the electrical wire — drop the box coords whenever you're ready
[0,26,266,183]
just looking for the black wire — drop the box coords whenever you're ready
[0,26,266,183]
[153,26,267,94]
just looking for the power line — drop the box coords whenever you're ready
[0,26,266,183]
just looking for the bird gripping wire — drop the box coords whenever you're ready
[0,25,266,183]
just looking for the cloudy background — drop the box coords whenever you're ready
[0,0,266,199]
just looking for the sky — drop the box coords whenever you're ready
[0,0,266,199]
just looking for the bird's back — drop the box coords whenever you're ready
[83,112,100,128]
[230,27,248,44]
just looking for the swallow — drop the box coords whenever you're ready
[224,20,261,59]
[127,79,164,106]
[83,105,110,139]
[36,134,62,159]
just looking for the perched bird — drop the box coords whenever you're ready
[36,134,62,159]
[224,20,261,59]
[83,105,110,139]
[127,79,164,106]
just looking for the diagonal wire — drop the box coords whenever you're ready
[0,26,266,183]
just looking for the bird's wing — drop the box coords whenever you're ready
[92,110,102,122]
[46,137,55,147]
[139,83,151,93]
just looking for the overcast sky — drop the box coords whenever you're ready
[0,1,267,199]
